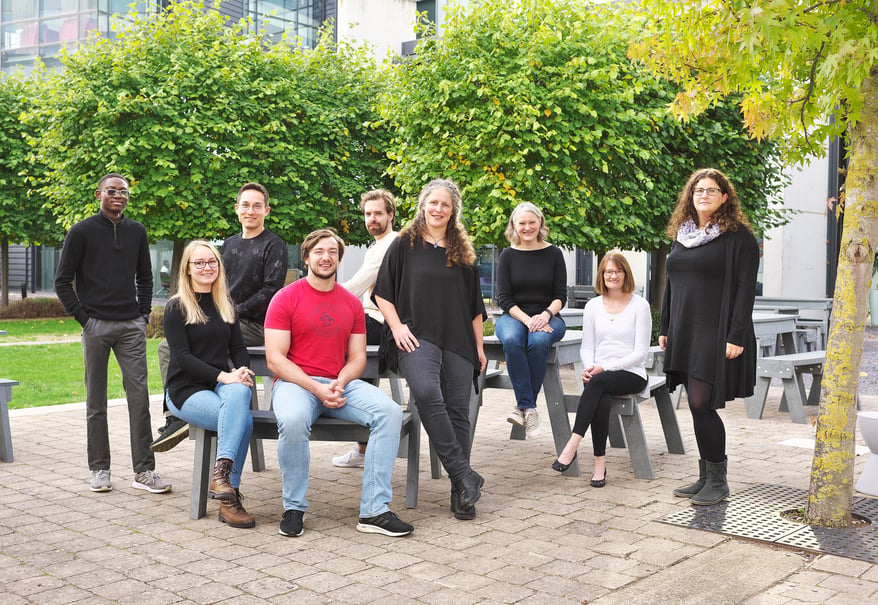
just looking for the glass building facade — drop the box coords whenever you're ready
[0,0,331,73]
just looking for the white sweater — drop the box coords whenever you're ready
[580,294,652,396]
[341,231,398,324]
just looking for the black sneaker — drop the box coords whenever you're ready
[279,509,304,537]
[356,511,413,537]
[149,416,189,452]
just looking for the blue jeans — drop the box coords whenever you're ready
[273,377,403,517]
[494,313,567,410]
[166,383,253,489]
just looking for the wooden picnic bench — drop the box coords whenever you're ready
[188,346,421,520]
[0,379,17,462]
[432,333,685,480]
[754,296,833,351]
[567,285,597,309]
[745,350,826,424]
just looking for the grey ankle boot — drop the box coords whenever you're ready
[690,458,730,506]
[673,459,707,498]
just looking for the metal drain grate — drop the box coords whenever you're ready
[660,483,878,563]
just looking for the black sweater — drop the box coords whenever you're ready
[163,296,249,406]
[54,212,152,325]
[222,229,288,324]
[660,226,759,408]
[495,245,567,315]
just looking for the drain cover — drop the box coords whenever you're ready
[660,483,878,563]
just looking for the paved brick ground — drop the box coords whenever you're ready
[1,372,876,604]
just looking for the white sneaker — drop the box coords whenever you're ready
[132,470,172,493]
[506,407,525,427]
[90,469,112,492]
[332,448,365,468]
[524,409,541,438]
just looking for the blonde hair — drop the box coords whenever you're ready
[504,202,549,245]
[400,178,477,267]
[170,240,236,325]
[595,252,636,295]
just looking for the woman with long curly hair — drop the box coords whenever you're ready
[660,168,759,506]
[164,240,256,527]
[374,178,488,520]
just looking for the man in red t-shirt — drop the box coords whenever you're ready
[265,228,413,539]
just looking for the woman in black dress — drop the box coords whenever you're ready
[374,178,487,520]
[659,168,759,505]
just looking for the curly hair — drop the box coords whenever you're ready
[400,178,477,267]
[666,168,752,239]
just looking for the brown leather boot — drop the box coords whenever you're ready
[218,490,255,528]
[209,458,236,501]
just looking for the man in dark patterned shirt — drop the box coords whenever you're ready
[151,182,288,452]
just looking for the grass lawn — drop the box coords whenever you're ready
[1,340,164,409]
[0,318,82,342]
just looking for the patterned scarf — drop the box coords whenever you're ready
[676,218,721,248]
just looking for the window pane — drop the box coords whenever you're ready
[40,0,79,18]
[3,1,39,22]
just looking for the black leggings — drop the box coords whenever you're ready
[572,370,647,457]
[685,375,726,463]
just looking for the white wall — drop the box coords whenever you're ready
[337,0,417,59]
[762,155,829,297]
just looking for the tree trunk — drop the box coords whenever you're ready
[806,68,878,527]
[170,238,186,297]
[651,241,670,308]
[1,236,8,308]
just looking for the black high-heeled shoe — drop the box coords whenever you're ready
[552,453,577,472]
[590,469,607,488]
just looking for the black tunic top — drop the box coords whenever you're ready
[164,295,249,406]
[373,234,487,372]
[495,246,567,315]
[660,225,759,409]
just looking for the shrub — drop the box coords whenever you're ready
[0,297,67,319]
[147,305,165,339]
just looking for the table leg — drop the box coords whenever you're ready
[542,364,580,477]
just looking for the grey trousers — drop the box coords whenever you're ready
[398,339,474,481]
[82,317,154,473]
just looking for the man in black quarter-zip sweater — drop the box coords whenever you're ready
[55,173,171,495]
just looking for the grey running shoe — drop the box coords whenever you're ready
[506,407,525,427]
[524,408,541,438]
[90,469,112,492]
[132,470,172,493]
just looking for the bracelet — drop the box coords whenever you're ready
[543,308,554,318]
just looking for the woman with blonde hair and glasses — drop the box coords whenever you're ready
[551,252,651,488]
[164,240,256,527]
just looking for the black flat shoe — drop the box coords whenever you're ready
[590,469,607,488]
[552,453,576,472]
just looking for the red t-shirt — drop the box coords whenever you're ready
[264,278,366,379]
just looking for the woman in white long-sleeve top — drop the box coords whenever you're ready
[551,252,651,487]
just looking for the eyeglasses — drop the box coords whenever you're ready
[604,270,625,276]
[98,188,130,198]
[189,259,219,270]
[237,203,266,211]
[693,187,721,198]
